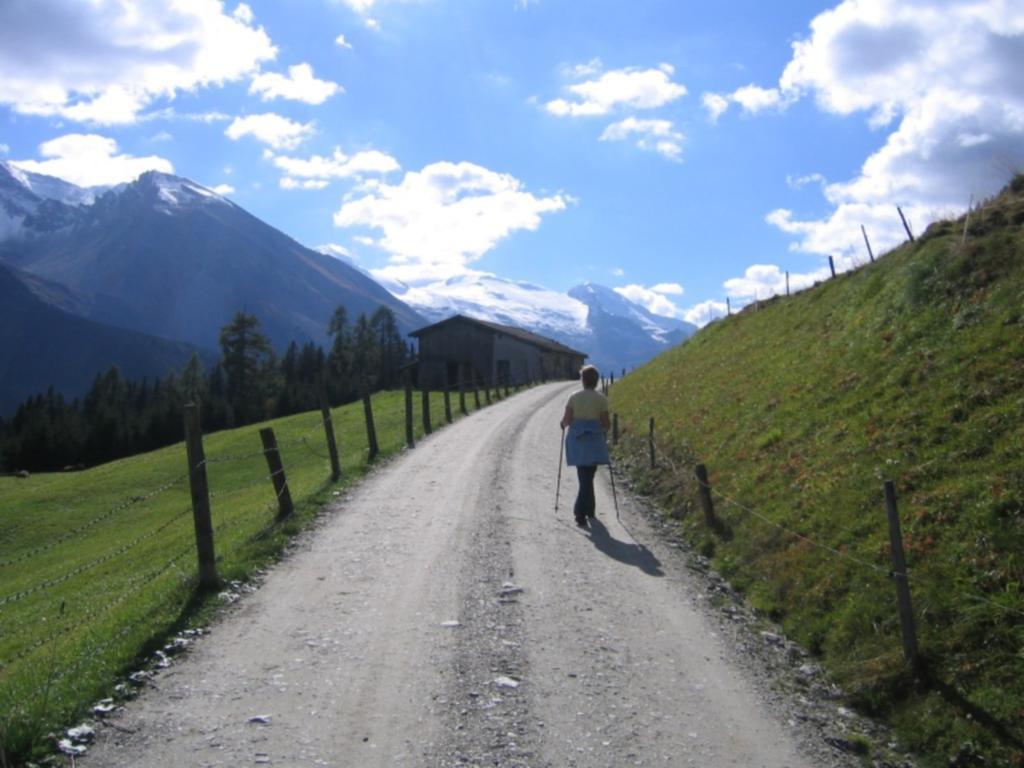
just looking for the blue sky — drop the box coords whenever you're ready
[2,0,1022,324]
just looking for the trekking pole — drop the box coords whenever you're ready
[555,426,565,511]
[608,462,620,522]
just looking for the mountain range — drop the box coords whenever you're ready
[0,160,696,415]
[382,273,697,375]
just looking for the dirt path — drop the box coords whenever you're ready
[84,382,838,767]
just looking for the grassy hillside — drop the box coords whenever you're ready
[0,385,505,765]
[610,177,1024,766]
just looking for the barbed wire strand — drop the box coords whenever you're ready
[0,473,188,570]
[0,506,192,608]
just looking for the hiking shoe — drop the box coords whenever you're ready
[575,517,589,529]
[587,509,596,518]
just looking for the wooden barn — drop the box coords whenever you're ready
[411,315,587,389]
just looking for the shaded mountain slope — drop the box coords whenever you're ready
[610,177,1024,765]
[0,262,213,415]
[1,170,423,351]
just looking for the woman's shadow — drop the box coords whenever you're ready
[587,517,664,577]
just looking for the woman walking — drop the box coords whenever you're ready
[560,365,611,528]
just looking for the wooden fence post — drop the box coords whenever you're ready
[897,206,915,242]
[362,381,379,461]
[861,224,875,262]
[828,255,836,278]
[319,376,341,481]
[695,464,718,530]
[648,417,656,469]
[610,372,615,389]
[260,427,294,519]
[884,480,920,670]
[504,381,510,398]
[404,377,415,448]
[612,413,619,446]
[443,385,453,424]
[726,297,731,316]
[786,271,790,296]
[421,387,432,435]
[484,379,492,405]
[961,195,974,245]
[459,379,467,415]
[473,381,481,410]
[183,404,219,589]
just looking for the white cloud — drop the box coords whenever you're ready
[611,267,625,277]
[732,85,784,113]
[683,299,728,327]
[786,172,827,190]
[701,92,730,123]
[723,264,830,301]
[150,130,173,143]
[335,33,353,49]
[249,63,341,105]
[225,113,314,150]
[211,183,235,195]
[650,282,683,295]
[0,0,277,125]
[11,133,173,187]
[614,283,686,319]
[0,144,9,155]
[546,63,686,117]
[751,0,1024,259]
[600,117,684,160]
[701,84,789,121]
[335,161,569,282]
[280,177,329,190]
[341,0,379,12]
[233,3,254,24]
[269,147,400,187]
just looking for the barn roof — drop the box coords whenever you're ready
[410,314,587,357]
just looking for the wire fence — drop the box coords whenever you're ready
[607,396,1024,753]
[0,379,544,761]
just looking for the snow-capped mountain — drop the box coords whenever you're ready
[0,160,97,240]
[386,272,697,373]
[385,272,590,340]
[568,282,693,344]
[0,169,424,351]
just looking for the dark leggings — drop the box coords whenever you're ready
[574,465,597,520]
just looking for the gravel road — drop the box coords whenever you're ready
[83,382,863,767]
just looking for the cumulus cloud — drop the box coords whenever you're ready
[600,117,684,160]
[614,283,686,319]
[11,133,173,187]
[546,63,686,117]
[701,92,730,123]
[211,183,235,195]
[250,63,342,105]
[724,0,1024,260]
[0,0,277,125]
[703,84,788,120]
[683,299,729,327]
[335,34,353,49]
[225,113,314,150]
[723,264,830,301]
[269,147,400,188]
[0,144,9,155]
[335,161,569,282]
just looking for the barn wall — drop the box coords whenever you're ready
[493,333,546,384]
[417,321,495,389]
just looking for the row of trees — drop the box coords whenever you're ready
[0,307,413,472]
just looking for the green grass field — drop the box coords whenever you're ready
[0,384,506,764]
[609,180,1024,766]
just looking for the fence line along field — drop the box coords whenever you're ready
[0,383,519,764]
